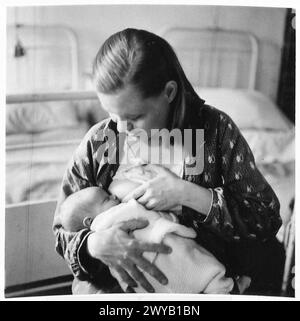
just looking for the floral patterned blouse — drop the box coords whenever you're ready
[53,100,282,290]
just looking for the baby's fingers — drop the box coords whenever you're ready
[119,219,149,233]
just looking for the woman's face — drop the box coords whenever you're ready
[97,84,172,137]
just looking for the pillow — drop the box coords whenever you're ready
[241,128,295,164]
[6,101,79,134]
[195,88,292,131]
[76,99,108,124]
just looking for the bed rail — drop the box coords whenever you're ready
[5,139,82,151]
[6,90,99,152]
[161,27,258,90]
[7,24,80,92]
[6,90,98,104]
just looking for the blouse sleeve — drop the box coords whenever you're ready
[52,123,108,281]
[200,112,282,242]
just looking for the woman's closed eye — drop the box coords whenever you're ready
[109,113,143,123]
[128,114,143,121]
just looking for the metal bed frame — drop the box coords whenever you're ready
[6,91,98,151]
[281,209,295,296]
[161,27,258,90]
[7,24,79,91]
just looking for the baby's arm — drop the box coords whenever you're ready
[90,200,157,232]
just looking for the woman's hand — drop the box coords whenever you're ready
[86,218,172,293]
[122,164,184,211]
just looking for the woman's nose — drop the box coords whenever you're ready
[116,120,133,133]
[127,122,134,132]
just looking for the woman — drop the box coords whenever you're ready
[53,28,285,295]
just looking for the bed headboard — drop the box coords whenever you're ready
[161,27,258,90]
[6,24,79,93]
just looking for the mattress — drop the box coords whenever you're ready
[6,124,89,204]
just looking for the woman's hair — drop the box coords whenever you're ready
[92,28,204,130]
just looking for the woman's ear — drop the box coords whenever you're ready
[164,80,178,103]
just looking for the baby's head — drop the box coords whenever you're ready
[60,187,120,232]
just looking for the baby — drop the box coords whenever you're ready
[61,167,234,294]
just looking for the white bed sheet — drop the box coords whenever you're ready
[6,124,89,204]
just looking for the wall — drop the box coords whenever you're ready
[7,5,287,100]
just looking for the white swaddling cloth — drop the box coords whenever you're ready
[91,199,234,294]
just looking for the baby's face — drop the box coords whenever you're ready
[97,191,120,213]
[82,190,120,229]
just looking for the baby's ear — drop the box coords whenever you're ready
[83,216,93,228]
